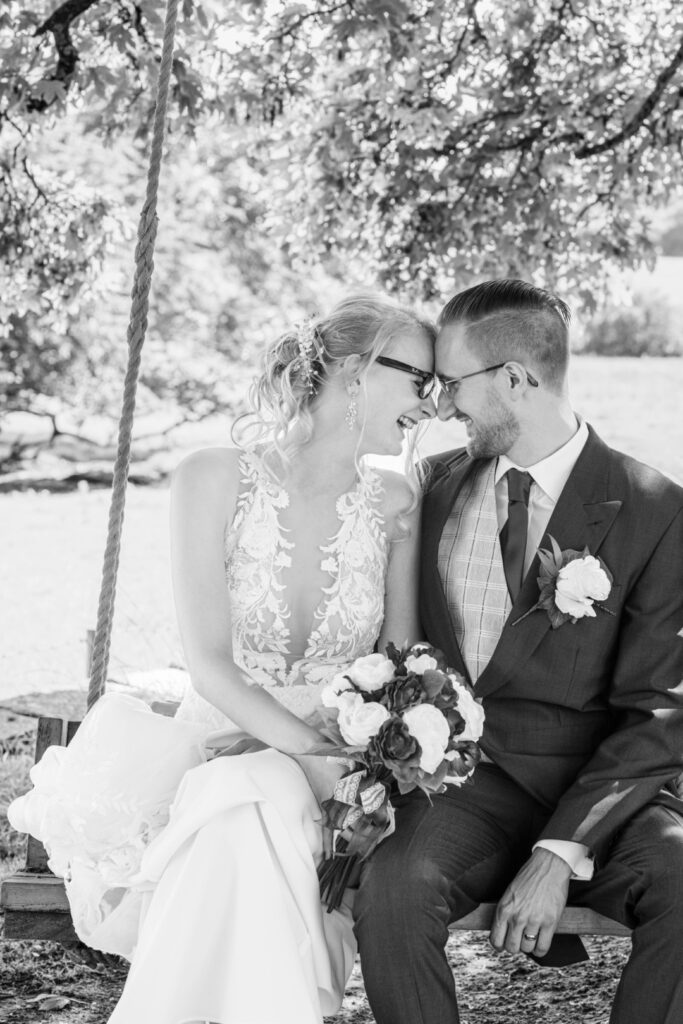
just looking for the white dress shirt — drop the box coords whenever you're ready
[494,417,594,879]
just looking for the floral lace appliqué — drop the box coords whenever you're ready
[306,469,387,660]
[224,451,389,688]
[225,452,294,665]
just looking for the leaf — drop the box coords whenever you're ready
[418,759,450,791]
[34,996,71,1010]
[312,705,341,730]
[547,604,572,630]
[548,536,564,564]
[31,79,66,104]
[421,668,447,699]
[384,640,404,668]
[537,546,559,576]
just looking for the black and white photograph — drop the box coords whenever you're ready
[1,2,683,1022]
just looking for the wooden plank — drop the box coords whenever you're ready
[25,717,66,872]
[451,903,631,937]
[5,877,629,936]
[0,872,70,913]
[34,716,67,759]
[25,836,51,873]
[66,719,81,743]
[2,909,78,943]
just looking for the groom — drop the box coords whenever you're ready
[354,280,683,1023]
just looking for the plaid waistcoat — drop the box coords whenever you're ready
[437,460,512,682]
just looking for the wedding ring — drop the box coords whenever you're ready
[522,932,538,941]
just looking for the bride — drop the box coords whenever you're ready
[9,293,437,1024]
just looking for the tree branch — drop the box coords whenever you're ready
[21,156,48,207]
[576,34,683,158]
[271,1,352,43]
[29,0,103,110]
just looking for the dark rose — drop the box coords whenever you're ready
[369,717,422,784]
[433,672,469,713]
[447,741,481,777]
[389,673,424,713]
[444,706,466,736]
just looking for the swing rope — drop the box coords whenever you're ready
[87,0,179,712]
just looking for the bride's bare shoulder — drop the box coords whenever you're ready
[373,468,421,534]
[171,447,243,501]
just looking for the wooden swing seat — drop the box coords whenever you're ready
[0,711,631,944]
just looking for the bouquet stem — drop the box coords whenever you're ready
[318,837,360,913]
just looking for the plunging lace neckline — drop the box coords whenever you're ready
[223,449,389,687]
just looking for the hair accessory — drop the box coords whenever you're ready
[294,317,322,394]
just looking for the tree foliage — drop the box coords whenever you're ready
[230,0,683,304]
[1,0,682,423]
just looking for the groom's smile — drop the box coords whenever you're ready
[435,323,520,458]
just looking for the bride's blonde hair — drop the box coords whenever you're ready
[233,293,435,461]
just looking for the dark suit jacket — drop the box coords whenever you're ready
[420,425,683,864]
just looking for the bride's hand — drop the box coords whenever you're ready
[290,754,347,858]
[290,753,346,807]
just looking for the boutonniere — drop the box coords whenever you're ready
[514,536,614,629]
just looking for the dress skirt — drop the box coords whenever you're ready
[8,692,356,1024]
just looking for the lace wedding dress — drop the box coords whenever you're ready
[9,451,389,1024]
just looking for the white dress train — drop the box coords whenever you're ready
[9,451,390,1024]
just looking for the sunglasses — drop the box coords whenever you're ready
[375,356,436,399]
[437,362,539,397]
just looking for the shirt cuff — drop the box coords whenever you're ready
[533,840,594,880]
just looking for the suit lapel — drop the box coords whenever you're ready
[420,452,480,679]
[475,427,622,700]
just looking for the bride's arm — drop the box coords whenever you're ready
[170,448,326,756]
[376,472,423,654]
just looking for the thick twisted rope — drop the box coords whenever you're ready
[87,0,179,710]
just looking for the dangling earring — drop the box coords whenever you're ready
[345,381,360,431]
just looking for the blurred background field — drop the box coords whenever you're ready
[1,353,681,703]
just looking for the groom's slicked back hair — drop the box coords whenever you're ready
[438,280,571,392]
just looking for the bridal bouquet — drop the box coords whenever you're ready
[315,642,485,911]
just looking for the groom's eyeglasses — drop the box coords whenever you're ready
[437,362,539,398]
[376,356,437,399]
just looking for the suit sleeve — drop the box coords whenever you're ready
[538,506,683,863]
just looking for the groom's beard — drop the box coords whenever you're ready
[464,392,520,459]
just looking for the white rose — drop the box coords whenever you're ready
[403,704,450,774]
[405,653,438,675]
[320,672,354,709]
[555,556,611,619]
[452,682,485,742]
[348,653,395,693]
[338,698,390,747]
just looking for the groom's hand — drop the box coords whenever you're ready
[490,847,571,958]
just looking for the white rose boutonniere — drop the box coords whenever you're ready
[515,536,614,629]
[555,556,611,618]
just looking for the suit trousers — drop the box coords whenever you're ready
[353,763,683,1024]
